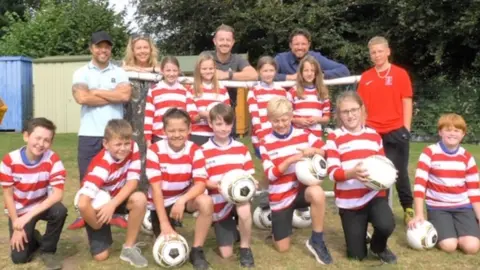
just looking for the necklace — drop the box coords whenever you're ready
[375,64,391,79]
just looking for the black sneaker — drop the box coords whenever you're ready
[40,253,63,270]
[239,248,255,268]
[189,247,209,270]
[370,247,397,264]
[305,239,333,265]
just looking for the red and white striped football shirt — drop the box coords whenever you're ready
[247,83,292,147]
[202,138,255,221]
[414,143,480,208]
[144,80,198,142]
[259,127,325,211]
[80,141,141,199]
[0,148,66,216]
[146,140,208,209]
[190,83,230,137]
[326,127,386,209]
[289,86,331,138]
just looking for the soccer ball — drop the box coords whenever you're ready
[292,208,312,228]
[361,155,397,191]
[406,221,438,250]
[153,234,190,268]
[253,206,272,230]
[295,154,327,186]
[219,169,257,204]
[74,189,111,212]
[141,210,154,235]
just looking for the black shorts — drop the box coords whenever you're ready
[428,208,480,242]
[190,134,210,146]
[150,205,194,237]
[85,202,128,256]
[271,189,309,241]
[214,210,239,247]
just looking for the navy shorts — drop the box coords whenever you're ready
[77,136,103,183]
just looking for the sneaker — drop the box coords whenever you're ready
[189,247,209,270]
[239,248,255,268]
[111,214,128,229]
[172,219,184,227]
[67,217,85,230]
[305,239,333,265]
[40,253,63,270]
[370,247,397,264]
[120,243,148,268]
[404,208,415,225]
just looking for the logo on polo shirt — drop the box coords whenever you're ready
[206,159,216,166]
[160,165,168,172]
[385,76,393,86]
[13,176,22,182]
[111,78,116,83]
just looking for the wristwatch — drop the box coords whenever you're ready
[228,69,233,80]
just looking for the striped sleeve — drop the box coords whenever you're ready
[186,89,199,120]
[259,144,281,182]
[81,159,109,199]
[321,99,331,117]
[144,87,155,142]
[145,144,162,184]
[48,152,66,189]
[414,147,432,199]
[247,89,261,137]
[126,142,141,181]
[221,87,231,105]
[326,132,347,182]
[465,153,480,203]
[0,154,13,187]
[243,147,255,175]
[191,146,207,183]
[308,132,325,149]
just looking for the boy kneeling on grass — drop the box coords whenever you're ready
[259,96,333,265]
[202,103,256,267]
[76,119,148,267]
[145,108,213,270]
[409,113,480,254]
[0,117,68,270]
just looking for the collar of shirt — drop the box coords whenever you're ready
[213,51,233,65]
[88,60,113,71]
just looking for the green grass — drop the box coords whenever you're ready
[0,133,479,269]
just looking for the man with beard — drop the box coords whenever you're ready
[275,28,350,81]
[68,31,132,230]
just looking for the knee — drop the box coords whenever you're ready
[51,202,68,221]
[219,247,233,259]
[93,250,109,261]
[274,239,291,253]
[375,220,395,237]
[195,195,213,214]
[306,186,325,204]
[438,239,458,253]
[11,252,30,264]
[129,192,147,209]
[459,237,480,255]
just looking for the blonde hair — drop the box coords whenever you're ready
[368,36,389,48]
[104,119,133,141]
[214,24,235,39]
[193,52,220,97]
[295,55,329,100]
[334,91,366,128]
[267,97,293,118]
[123,35,159,67]
[438,113,467,133]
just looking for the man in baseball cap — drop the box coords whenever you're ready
[90,30,113,46]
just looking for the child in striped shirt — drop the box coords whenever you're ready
[409,113,480,254]
[326,91,396,264]
[144,56,198,147]
[76,119,148,267]
[0,118,67,269]
[202,103,256,267]
[259,96,332,265]
[289,55,331,138]
[145,108,212,270]
[189,52,230,146]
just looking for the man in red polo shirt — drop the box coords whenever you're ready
[357,36,414,225]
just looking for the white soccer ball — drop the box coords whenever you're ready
[141,210,154,235]
[219,169,257,204]
[74,189,111,212]
[406,221,438,250]
[295,154,327,186]
[292,208,312,228]
[253,206,272,230]
[361,155,397,191]
[153,234,190,268]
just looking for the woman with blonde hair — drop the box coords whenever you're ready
[122,34,161,73]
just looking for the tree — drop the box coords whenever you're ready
[0,0,41,37]
[0,0,130,58]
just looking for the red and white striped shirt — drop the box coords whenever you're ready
[247,83,292,147]
[414,143,480,208]
[190,83,230,137]
[0,148,66,216]
[289,86,331,138]
[260,127,324,211]
[146,140,207,209]
[202,138,255,222]
[144,80,198,142]
[80,141,141,199]
[326,127,386,209]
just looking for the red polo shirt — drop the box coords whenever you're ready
[357,64,413,134]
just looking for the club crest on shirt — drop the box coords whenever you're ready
[385,76,393,86]
[206,159,216,166]
[111,78,116,83]
[13,176,22,182]
[160,165,168,172]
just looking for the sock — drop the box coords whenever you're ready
[311,231,324,244]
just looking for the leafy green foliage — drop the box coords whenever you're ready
[0,0,130,58]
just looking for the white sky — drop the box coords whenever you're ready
[108,0,138,31]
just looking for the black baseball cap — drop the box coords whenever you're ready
[91,31,113,46]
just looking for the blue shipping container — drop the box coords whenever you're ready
[0,56,33,131]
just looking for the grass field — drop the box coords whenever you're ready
[0,133,479,270]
